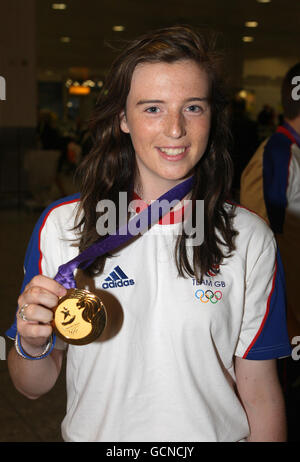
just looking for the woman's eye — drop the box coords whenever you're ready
[145,106,160,113]
[186,105,203,113]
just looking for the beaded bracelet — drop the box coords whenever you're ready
[14,332,55,360]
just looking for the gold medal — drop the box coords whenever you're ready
[52,288,107,345]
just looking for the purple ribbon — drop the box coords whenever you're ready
[54,176,194,289]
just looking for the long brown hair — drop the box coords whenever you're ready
[75,25,237,281]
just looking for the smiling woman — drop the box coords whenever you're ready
[76,25,235,282]
[7,25,291,443]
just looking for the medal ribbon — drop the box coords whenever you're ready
[54,176,194,289]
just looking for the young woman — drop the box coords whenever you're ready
[7,25,291,442]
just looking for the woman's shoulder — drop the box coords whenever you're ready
[35,193,82,241]
[225,200,275,250]
[42,193,81,223]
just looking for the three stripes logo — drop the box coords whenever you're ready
[102,265,135,289]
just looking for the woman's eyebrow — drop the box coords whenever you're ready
[185,97,209,103]
[136,99,164,105]
[136,97,209,105]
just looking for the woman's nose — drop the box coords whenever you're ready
[164,112,186,139]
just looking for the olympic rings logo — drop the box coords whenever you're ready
[195,289,223,304]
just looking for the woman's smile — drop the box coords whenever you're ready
[156,145,190,161]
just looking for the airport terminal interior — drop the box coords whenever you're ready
[0,0,300,442]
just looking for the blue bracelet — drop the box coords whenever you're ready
[15,332,56,360]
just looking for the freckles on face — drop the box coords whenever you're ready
[120,59,212,190]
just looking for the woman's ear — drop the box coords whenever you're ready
[119,110,130,134]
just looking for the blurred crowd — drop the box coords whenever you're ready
[23,110,93,207]
[37,109,92,176]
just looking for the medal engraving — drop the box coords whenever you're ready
[53,289,106,345]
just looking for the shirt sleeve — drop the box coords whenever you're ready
[235,237,291,360]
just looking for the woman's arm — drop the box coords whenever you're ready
[8,346,63,400]
[235,356,287,442]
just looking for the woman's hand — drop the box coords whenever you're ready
[17,275,67,353]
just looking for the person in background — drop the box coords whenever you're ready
[257,104,276,144]
[240,62,300,341]
[37,110,62,151]
[229,97,259,197]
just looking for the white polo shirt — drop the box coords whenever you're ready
[6,194,291,442]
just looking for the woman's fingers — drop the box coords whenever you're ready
[18,303,54,324]
[16,274,67,346]
[25,274,67,298]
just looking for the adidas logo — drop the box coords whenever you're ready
[102,265,135,289]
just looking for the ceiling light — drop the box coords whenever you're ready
[238,90,248,99]
[60,36,71,43]
[256,0,271,3]
[242,36,254,42]
[245,21,258,28]
[52,3,67,10]
[113,25,125,32]
[83,80,96,87]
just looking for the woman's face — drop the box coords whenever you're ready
[120,59,211,198]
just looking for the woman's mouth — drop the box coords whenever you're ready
[157,146,190,161]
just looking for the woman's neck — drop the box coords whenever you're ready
[135,177,189,204]
[134,177,192,211]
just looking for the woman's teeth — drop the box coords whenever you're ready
[159,147,186,155]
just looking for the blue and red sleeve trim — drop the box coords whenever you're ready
[243,249,291,360]
[5,193,80,340]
